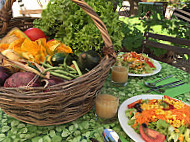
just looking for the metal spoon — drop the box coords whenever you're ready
[102,129,121,142]
[144,75,173,88]
[154,82,185,94]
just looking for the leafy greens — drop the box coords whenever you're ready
[33,0,124,54]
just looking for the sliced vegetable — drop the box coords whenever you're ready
[128,99,142,109]
[162,101,174,110]
[163,95,177,102]
[145,58,155,68]
[139,124,165,142]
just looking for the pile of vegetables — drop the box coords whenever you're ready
[0,0,122,88]
[0,27,101,88]
[117,51,156,74]
[33,0,124,54]
[126,95,190,142]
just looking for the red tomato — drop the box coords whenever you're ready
[24,28,46,41]
[162,101,175,110]
[128,99,142,109]
[164,95,177,102]
[139,124,165,142]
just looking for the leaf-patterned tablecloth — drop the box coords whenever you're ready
[0,62,189,142]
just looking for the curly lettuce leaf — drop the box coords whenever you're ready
[33,0,124,54]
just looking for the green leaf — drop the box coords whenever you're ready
[72,136,82,142]
[49,130,56,137]
[184,54,189,60]
[11,120,19,127]
[3,137,11,142]
[2,126,10,132]
[19,134,27,139]
[81,139,88,142]
[69,125,74,131]
[13,138,20,142]
[2,119,7,123]
[25,133,36,139]
[19,128,28,134]
[11,127,18,134]
[31,137,43,142]
[61,129,70,137]
[0,134,6,141]
[27,126,38,132]
[17,124,25,128]
[43,135,51,142]
[55,126,65,132]
[73,130,81,136]
[52,135,62,142]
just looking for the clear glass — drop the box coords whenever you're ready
[95,93,119,123]
[111,65,129,86]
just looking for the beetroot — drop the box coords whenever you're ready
[4,72,41,87]
[0,66,11,86]
[41,76,65,92]
[42,76,65,87]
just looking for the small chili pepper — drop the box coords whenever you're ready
[145,58,155,68]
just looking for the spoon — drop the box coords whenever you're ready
[144,75,173,88]
[102,129,121,142]
[153,82,185,94]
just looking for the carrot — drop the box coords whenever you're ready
[132,98,190,129]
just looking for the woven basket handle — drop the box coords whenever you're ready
[72,0,115,57]
[0,0,115,57]
[0,0,15,34]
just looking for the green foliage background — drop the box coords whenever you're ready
[120,12,190,56]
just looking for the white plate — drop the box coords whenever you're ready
[118,95,189,142]
[117,52,162,77]
[128,59,161,77]
[118,94,163,142]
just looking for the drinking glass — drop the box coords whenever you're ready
[111,64,128,86]
[95,93,119,123]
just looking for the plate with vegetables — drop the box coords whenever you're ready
[117,52,161,76]
[118,94,190,142]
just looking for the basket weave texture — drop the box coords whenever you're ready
[0,0,116,126]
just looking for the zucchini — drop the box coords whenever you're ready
[51,53,78,66]
[78,50,101,73]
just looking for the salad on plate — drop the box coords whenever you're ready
[117,51,157,74]
[125,95,190,142]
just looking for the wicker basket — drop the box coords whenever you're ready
[0,0,116,126]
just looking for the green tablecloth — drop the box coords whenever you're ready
[0,62,189,142]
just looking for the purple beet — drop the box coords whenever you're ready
[4,72,41,87]
[0,66,11,86]
[42,76,65,87]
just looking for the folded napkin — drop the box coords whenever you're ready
[143,77,190,97]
